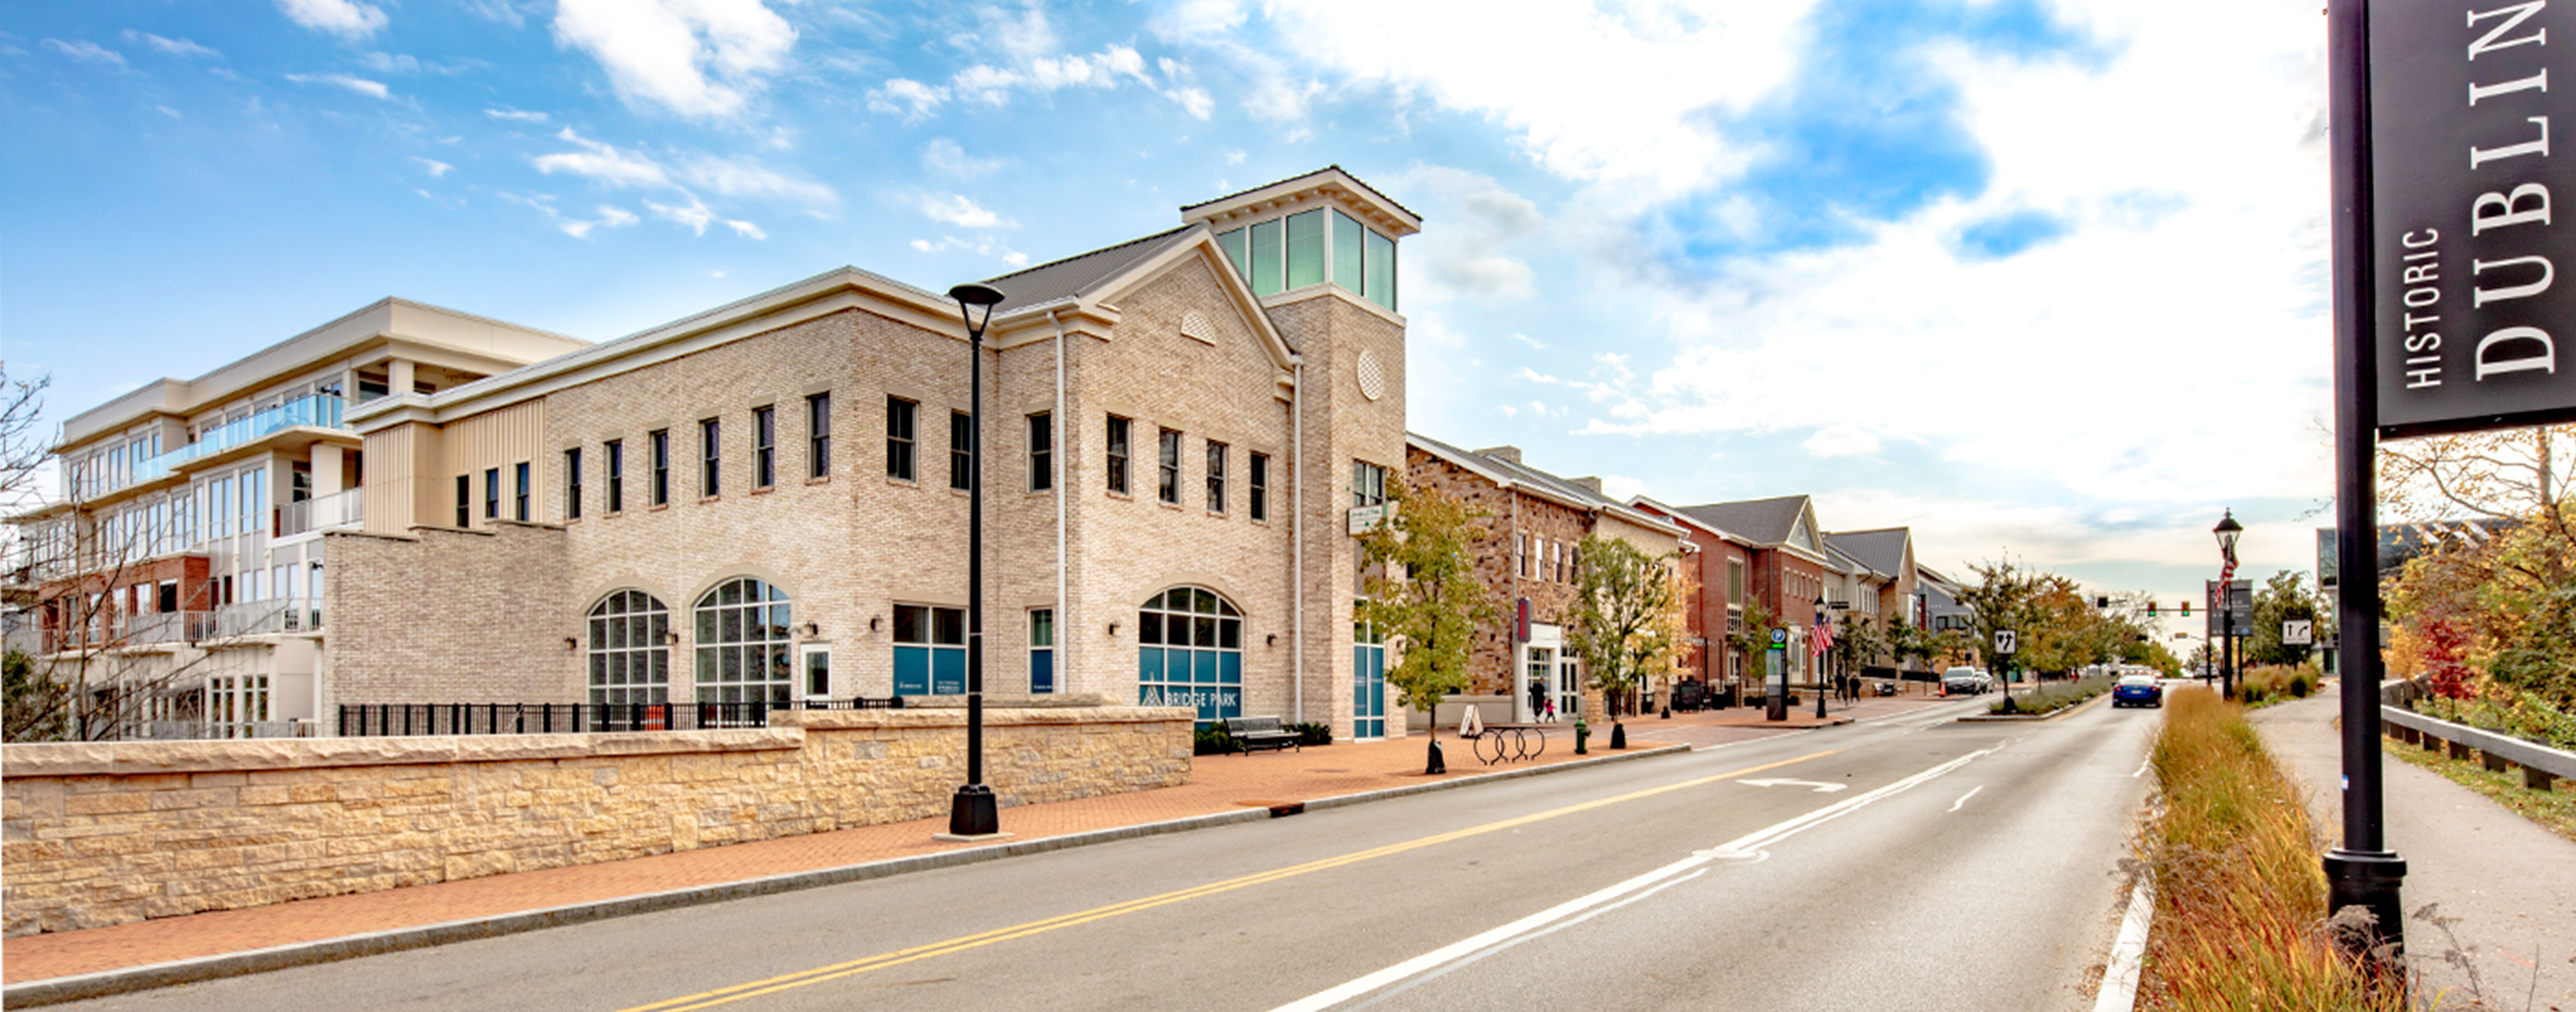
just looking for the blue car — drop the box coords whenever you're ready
[2112,673,2164,708]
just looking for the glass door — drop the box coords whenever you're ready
[1526,647,1555,721]
[1557,658,1583,721]
[1352,622,1386,740]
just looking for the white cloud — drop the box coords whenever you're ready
[552,0,797,120]
[725,219,766,240]
[410,156,455,178]
[487,107,550,123]
[43,40,125,65]
[276,0,389,39]
[532,128,673,189]
[913,192,1014,229]
[677,154,838,209]
[1801,425,1880,459]
[597,205,639,227]
[155,105,181,118]
[1166,86,1213,120]
[922,138,1004,179]
[123,31,218,58]
[867,78,949,121]
[1511,333,1546,350]
[1224,149,1247,166]
[647,196,715,235]
[284,73,391,99]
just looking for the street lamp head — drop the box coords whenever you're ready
[947,283,1006,339]
[2214,509,2244,557]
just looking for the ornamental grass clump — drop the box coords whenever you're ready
[2140,688,2406,1011]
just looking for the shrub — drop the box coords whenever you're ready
[1288,721,1333,746]
[2141,688,2406,1010]
[2420,689,2576,751]
[1192,726,1230,755]
[1987,676,2110,716]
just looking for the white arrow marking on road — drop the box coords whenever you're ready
[1738,777,1848,793]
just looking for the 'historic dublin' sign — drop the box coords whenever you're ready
[2374,0,2576,437]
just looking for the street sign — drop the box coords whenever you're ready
[2370,0,2576,438]
[2205,580,2253,638]
[1994,629,2018,656]
[2285,620,2315,647]
[1768,627,1788,649]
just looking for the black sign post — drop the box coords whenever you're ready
[2325,0,2576,965]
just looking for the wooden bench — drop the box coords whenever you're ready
[1223,716,1302,755]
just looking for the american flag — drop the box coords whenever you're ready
[1810,614,1834,661]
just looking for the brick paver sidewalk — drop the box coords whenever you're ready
[2,695,1953,988]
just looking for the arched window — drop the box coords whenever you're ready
[696,578,792,704]
[588,591,670,705]
[1137,586,1242,722]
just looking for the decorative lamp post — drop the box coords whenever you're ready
[2214,510,2244,702]
[943,282,1006,840]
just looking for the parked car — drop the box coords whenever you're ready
[1941,667,1985,696]
[1873,679,1899,696]
[2112,673,2165,708]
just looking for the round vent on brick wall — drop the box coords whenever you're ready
[1356,350,1386,401]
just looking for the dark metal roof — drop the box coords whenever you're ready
[1675,496,1811,547]
[977,225,1199,315]
[1409,432,1630,515]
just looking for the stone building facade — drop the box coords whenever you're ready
[321,167,1419,742]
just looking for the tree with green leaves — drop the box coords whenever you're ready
[1955,556,2053,712]
[1569,535,1680,725]
[1356,477,1496,770]
[2245,569,2323,667]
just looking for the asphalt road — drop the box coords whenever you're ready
[56,694,2161,1012]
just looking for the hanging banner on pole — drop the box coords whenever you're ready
[2372,0,2576,438]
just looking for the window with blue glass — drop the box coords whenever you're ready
[894,604,965,696]
[1029,608,1054,694]
[1217,209,1397,312]
[1137,587,1242,722]
[1353,620,1387,740]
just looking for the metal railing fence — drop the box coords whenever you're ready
[336,697,904,737]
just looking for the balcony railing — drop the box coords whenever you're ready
[213,601,322,637]
[116,610,214,646]
[111,395,347,493]
[277,488,363,537]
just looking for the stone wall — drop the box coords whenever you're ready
[0,706,1191,937]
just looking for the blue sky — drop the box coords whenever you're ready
[2,0,2339,639]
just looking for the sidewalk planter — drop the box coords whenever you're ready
[0,707,1193,937]
[2382,706,2574,791]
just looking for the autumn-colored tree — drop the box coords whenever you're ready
[1356,478,1496,765]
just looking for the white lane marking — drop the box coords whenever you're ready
[2092,878,2156,1012]
[1948,785,1984,812]
[1268,746,2000,1012]
[1738,777,1849,793]
[1352,870,1709,1008]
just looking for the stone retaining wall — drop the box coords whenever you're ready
[0,707,1192,937]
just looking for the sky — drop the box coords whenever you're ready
[1,0,2343,644]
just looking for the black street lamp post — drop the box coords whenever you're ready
[1813,594,1830,719]
[944,282,1006,840]
[2214,511,2243,702]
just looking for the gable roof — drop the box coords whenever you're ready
[978,225,1199,316]
[1675,495,1813,548]
[1823,528,1913,580]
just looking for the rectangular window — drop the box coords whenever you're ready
[1364,228,1398,311]
[891,604,968,696]
[211,476,232,536]
[455,475,469,527]
[650,430,671,506]
[806,393,831,479]
[949,411,972,491]
[513,462,530,522]
[484,467,500,520]
[803,647,831,698]
[1028,412,1052,491]
[1106,415,1131,494]
[1157,428,1182,504]
[1029,609,1055,694]
[605,440,625,512]
[1248,218,1283,296]
[700,418,721,498]
[1728,558,1745,602]
[1516,533,1528,578]
[886,397,916,480]
[565,448,583,520]
[1217,227,1249,283]
[753,406,775,489]
[1351,460,1387,507]
[244,468,266,534]
[1332,210,1366,293]
[1206,441,1228,513]
[1250,452,1270,521]
[1285,209,1325,289]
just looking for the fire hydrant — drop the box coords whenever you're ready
[1574,719,1590,754]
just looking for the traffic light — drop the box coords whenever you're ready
[2180,601,2192,616]
[2147,602,2159,617]
[2096,595,2110,609]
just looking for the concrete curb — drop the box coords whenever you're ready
[1955,689,2115,723]
[1,743,1695,1007]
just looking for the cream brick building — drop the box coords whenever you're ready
[11,167,1420,742]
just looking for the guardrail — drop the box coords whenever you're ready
[277,488,363,537]
[336,697,905,736]
[2382,705,2573,791]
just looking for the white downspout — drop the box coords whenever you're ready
[1291,358,1305,725]
[1051,308,1068,694]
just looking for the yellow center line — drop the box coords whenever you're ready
[618,749,1841,1012]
